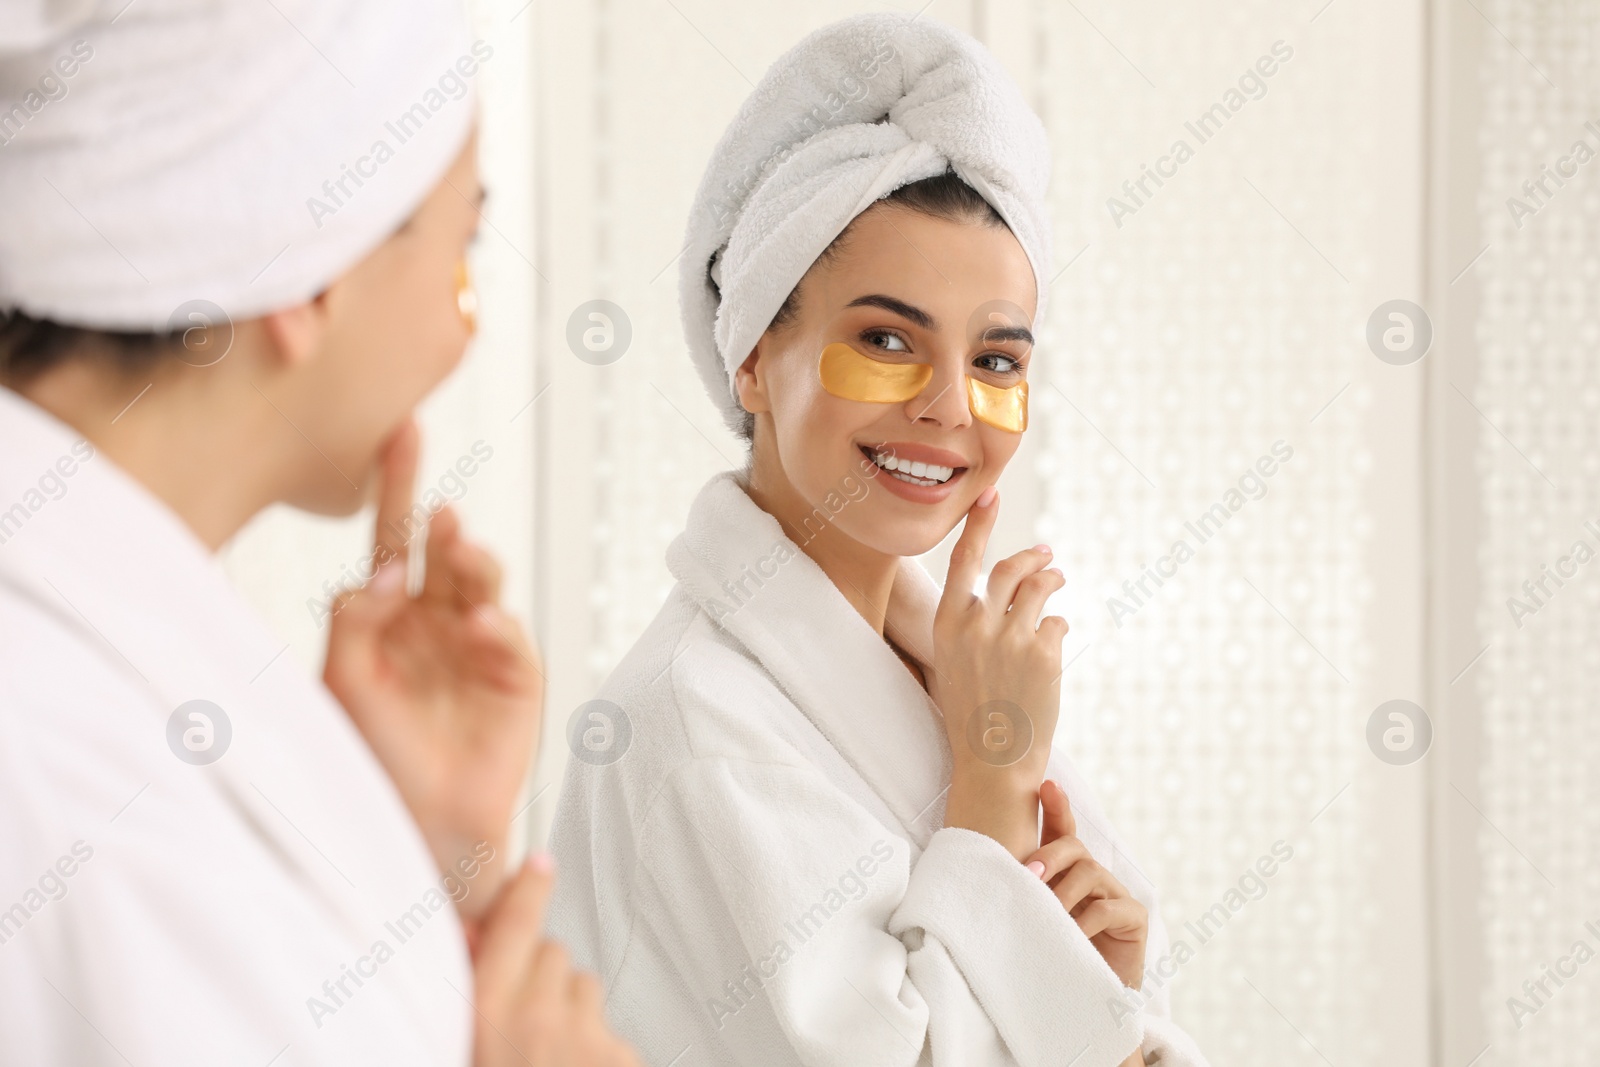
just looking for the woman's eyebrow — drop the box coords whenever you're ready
[845,293,936,330]
[979,323,1034,346]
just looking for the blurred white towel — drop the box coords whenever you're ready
[0,0,477,330]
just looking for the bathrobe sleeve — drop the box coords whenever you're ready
[1103,912,1210,1067]
[1140,1015,1211,1065]
[1039,756,1212,1067]
[632,754,1145,1067]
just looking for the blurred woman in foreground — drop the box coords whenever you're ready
[0,2,633,1064]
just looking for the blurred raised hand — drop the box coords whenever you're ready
[324,418,544,921]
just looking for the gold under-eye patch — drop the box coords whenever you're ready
[967,376,1028,433]
[818,342,932,402]
[455,259,478,335]
[816,341,1029,433]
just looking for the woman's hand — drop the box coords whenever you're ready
[1023,779,1148,991]
[324,419,544,920]
[932,485,1068,859]
[474,856,641,1067]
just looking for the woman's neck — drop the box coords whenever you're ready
[11,364,294,551]
[738,465,900,640]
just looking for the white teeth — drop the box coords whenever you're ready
[867,448,956,485]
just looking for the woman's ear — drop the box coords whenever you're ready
[733,344,771,416]
[258,295,329,370]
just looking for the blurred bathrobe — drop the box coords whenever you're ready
[0,387,472,1064]
[549,470,1210,1067]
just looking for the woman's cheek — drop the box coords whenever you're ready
[420,281,472,381]
[439,324,472,377]
[984,423,1025,473]
[788,383,846,448]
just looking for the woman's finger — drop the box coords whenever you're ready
[938,485,1000,617]
[526,935,574,1000]
[372,418,422,566]
[419,504,464,605]
[1051,857,1123,914]
[446,534,505,608]
[1075,896,1147,941]
[322,557,410,669]
[985,544,1054,614]
[1008,567,1065,630]
[474,855,556,1002]
[451,600,545,697]
[569,970,604,1015]
[1039,778,1077,843]
[1022,830,1092,884]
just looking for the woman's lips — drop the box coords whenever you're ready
[861,440,972,469]
[858,444,967,504]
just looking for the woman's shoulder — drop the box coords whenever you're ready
[592,582,814,769]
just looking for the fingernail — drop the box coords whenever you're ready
[1026,860,1046,879]
[1034,543,1051,554]
[529,851,554,874]
[371,560,404,595]
[976,486,997,508]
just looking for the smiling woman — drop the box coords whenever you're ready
[545,11,1209,1067]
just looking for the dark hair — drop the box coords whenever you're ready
[0,310,178,386]
[738,169,1008,440]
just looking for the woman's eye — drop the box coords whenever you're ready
[976,351,1023,374]
[863,329,910,353]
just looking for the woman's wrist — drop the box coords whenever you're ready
[944,766,1040,859]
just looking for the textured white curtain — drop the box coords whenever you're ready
[1429,2,1600,1064]
[999,2,1428,1063]
[219,0,1597,1060]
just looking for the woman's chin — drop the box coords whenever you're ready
[849,518,952,561]
[287,469,372,519]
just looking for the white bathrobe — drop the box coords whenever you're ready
[0,386,472,1065]
[549,470,1209,1067]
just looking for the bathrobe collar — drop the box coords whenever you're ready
[666,470,954,845]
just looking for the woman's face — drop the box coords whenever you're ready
[280,132,483,515]
[737,201,1038,558]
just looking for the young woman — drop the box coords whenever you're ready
[548,13,1208,1067]
[0,3,633,1064]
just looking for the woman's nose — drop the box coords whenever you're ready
[905,360,972,429]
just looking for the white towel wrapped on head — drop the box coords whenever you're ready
[679,12,1054,437]
[0,0,478,331]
